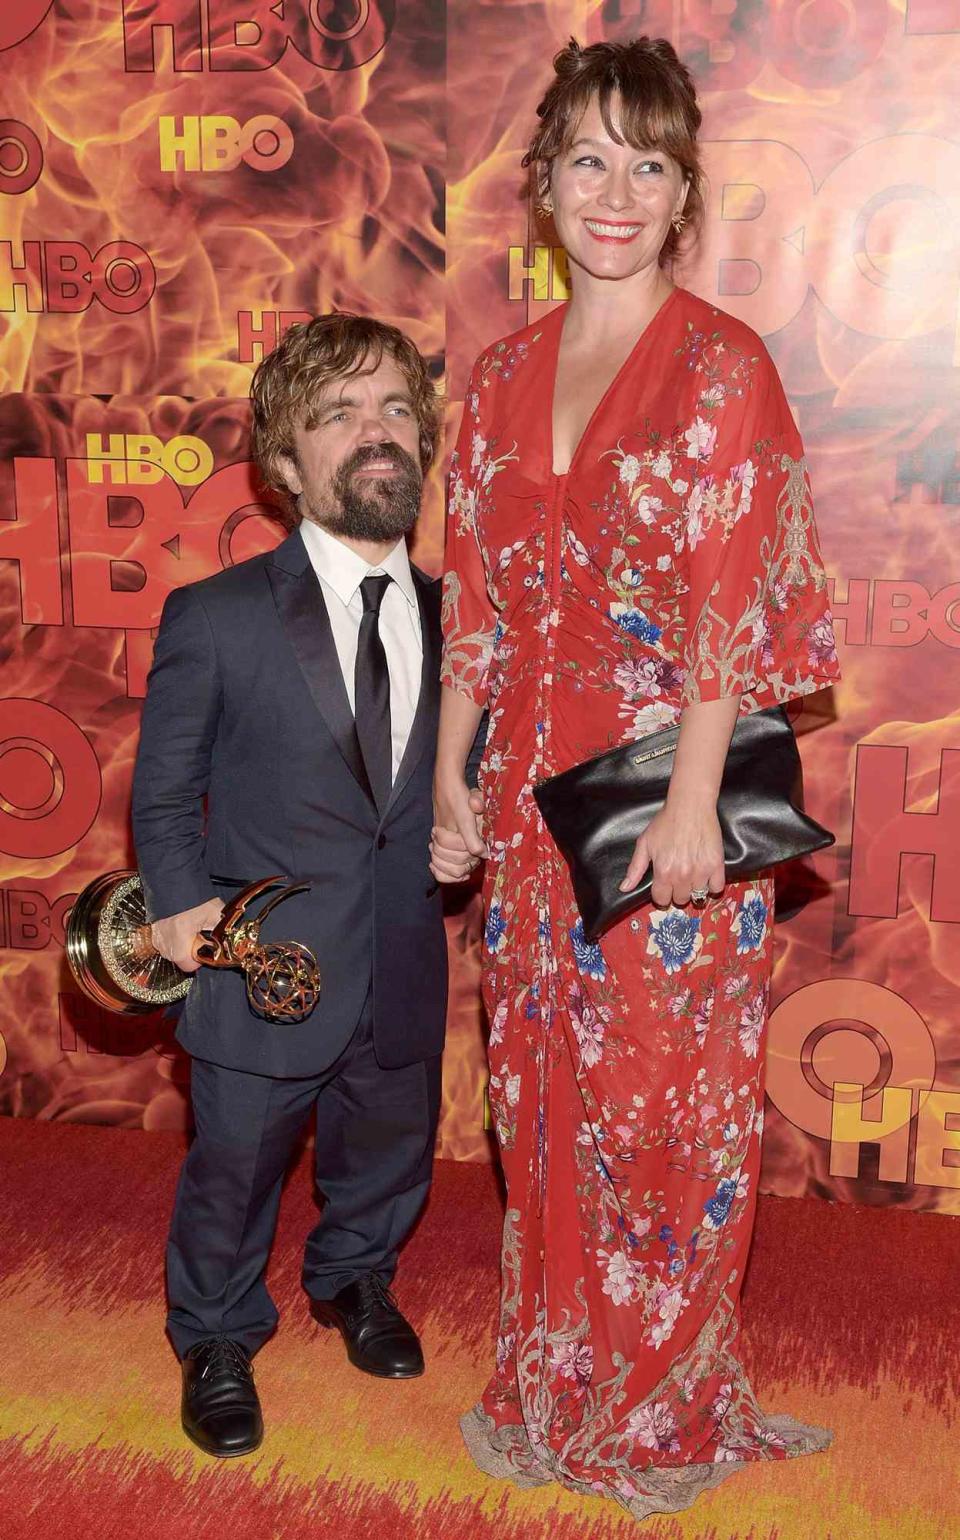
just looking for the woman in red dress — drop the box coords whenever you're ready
[432,38,840,1521]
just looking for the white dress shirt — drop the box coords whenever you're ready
[298,520,423,783]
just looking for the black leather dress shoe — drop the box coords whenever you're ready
[312,1275,424,1379]
[181,1337,263,1457]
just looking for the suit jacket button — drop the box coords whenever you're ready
[377,834,386,850]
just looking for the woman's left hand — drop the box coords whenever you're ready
[619,797,725,908]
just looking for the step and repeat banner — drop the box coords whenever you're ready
[0,0,958,1211]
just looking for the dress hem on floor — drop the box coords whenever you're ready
[460,1403,832,1522]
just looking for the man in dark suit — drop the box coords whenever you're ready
[132,313,480,1458]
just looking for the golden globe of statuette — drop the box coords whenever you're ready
[66,871,320,1024]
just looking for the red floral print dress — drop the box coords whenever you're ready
[441,288,840,1521]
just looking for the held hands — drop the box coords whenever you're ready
[619,797,725,909]
[430,775,487,884]
[151,896,225,974]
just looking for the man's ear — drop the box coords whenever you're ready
[276,452,303,496]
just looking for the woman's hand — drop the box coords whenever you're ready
[431,684,488,882]
[619,796,725,908]
[619,695,739,907]
[430,776,487,884]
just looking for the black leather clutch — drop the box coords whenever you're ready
[532,705,834,942]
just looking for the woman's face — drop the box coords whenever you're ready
[548,95,689,284]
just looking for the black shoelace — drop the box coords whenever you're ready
[353,1274,399,1314]
[193,1336,252,1380]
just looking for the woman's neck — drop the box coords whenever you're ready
[561,262,675,346]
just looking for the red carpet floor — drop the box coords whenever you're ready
[0,1116,956,1540]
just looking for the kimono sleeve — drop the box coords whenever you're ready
[440,365,498,705]
[680,345,840,711]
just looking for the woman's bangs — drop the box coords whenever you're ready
[597,77,689,161]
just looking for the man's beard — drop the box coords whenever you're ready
[319,442,422,541]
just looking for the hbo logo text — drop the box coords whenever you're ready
[158,116,294,174]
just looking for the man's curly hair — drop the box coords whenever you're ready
[250,312,440,525]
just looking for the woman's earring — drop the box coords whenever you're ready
[671,212,687,233]
[536,183,553,220]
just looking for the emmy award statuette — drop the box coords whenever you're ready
[66,873,320,1024]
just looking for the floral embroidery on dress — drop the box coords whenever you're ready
[569,918,606,980]
[732,889,769,954]
[647,908,704,973]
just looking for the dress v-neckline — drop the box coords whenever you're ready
[548,285,682,479]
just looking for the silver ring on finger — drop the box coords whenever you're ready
[690,887,709,906]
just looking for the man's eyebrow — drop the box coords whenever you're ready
[314,389,414,412]
[315,392,358,411]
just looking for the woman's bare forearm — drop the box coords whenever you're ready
[437,683,485,779]
[666,695,742,810]
[433,684,487,868]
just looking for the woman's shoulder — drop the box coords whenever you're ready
[466,308,560,394]
[671,290,795,443]
[673,288,777,380]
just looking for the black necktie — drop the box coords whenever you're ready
[355,573,393,810]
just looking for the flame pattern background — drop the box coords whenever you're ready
[0,0,959,1210]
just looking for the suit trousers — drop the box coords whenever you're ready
[165,995,442,1359]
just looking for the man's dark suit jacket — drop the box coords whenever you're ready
[132,526,452,1080]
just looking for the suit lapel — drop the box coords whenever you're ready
[266,530,376,807]
[387,569,440,816]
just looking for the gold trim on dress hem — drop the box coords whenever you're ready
[459,1405,832,1522]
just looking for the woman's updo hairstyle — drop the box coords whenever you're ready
[523,36,704,264]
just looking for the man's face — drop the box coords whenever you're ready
[279,353,424,542]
